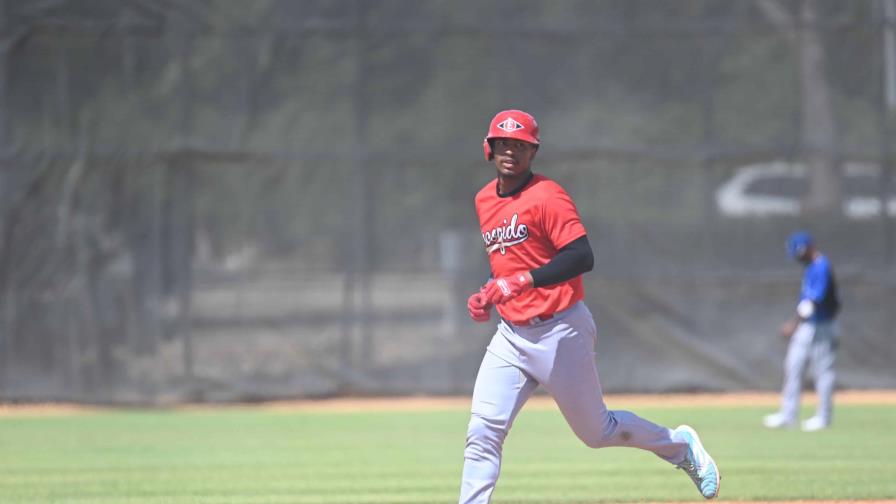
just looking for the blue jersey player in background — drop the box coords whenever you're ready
[763,231,841,432]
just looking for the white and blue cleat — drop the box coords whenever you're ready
[674,425,720,499]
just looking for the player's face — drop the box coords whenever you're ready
[491,138,536,177]
[796,246,813,265]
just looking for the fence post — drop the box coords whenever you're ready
[352,0,375,386]
[884,0,896,111]
[174,15,195,382]
[881,0,896,268]
[878,0,896,341]
[0,0,6,150]
[0,0,7,396]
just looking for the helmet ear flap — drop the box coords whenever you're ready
[483,138,493,161]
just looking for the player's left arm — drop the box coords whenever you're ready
[532,188,591,287]
[483,190,590,304]
[483,237,594,305]
[530,235,593,287]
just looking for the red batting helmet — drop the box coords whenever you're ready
[482,109,540,161]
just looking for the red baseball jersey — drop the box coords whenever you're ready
[475,174,588,323]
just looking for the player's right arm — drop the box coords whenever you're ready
[780,277,819,340]
[467,288,492,322]
[796,259,831,320]
[778,316,800,340]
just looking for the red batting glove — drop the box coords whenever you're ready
[467,291,492,322]
[482,273,533,305]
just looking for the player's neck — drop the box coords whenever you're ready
[496,171,534,197]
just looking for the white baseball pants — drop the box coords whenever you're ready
[778,320,837,424]
[459,301,689,504]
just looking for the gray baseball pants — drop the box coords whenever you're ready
[779,320,838,424]
[458,301,688,504]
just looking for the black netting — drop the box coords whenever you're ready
[0,0,894,402]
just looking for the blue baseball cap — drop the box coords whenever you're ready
[786,231,813,259]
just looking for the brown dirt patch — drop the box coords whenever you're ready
[262,389,896,413]
[2,389,895,416]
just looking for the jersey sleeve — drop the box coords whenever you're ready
[541,188,587,250]
[803,261,831,303]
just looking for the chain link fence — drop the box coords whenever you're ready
[1,0,894,403]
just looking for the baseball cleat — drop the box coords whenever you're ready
[674,425,720,499]
[801,416,829,432]
[762,412,797,429]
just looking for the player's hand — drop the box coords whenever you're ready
[467,291,492,322]
[482,273,533,305]
[778,318,799,340]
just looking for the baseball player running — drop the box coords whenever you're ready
[763,231,841,432]
[459,109,720,503]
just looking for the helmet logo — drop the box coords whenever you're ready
[496,118,525,133]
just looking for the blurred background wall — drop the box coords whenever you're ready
[0,0,894,403]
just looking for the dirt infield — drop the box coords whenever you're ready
[268,389,896,413]
[2,389,895,416]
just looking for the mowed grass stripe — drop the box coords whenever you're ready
[1,404,894,503]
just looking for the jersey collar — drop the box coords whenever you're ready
[496,172,535,198]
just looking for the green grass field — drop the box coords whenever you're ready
[1,401,894,503]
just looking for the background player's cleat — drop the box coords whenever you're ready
[762,412,796,429]
[674,425,720,499]
[801,416,829,432]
